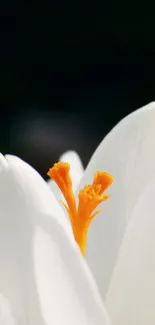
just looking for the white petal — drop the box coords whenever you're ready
[105,179,155,325]
[47,180,61,200]
[0,294,15,325]
[34,214,110,325]
[77,102,155,300]
[0,154,110,325]
[60,150,84,176]
[48,150,84,198]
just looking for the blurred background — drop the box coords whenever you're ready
[1,3,155,178]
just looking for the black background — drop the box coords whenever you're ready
[1,2,155,178]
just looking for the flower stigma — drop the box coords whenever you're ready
[47,162,113,254]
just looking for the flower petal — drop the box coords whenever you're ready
[60,150,84,178]
[48,150,84,198]
[105,179,155,325]
[77,102,155,299]
[34,213,111,325]
[0,154,110,325]
[0,294,15,325]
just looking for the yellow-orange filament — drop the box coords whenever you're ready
[48,162,113,254]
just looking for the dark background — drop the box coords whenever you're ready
[1,3,155,178]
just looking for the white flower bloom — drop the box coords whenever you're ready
[49,102,155,325]
[0,154,110,324]
[1,101,155,324]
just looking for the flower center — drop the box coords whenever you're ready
[47,162,113,254]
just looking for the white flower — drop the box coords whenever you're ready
[48,102,155,325]
[0,153,110,324]
[1,101,155,325]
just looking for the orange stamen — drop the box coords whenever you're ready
[48,162,113,254]
[47,162,77,226]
